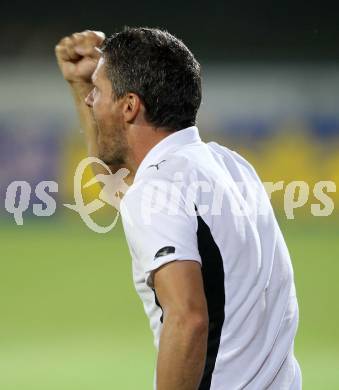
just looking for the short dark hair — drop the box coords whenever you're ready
[101,27,202,131]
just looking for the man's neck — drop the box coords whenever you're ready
[127,124,174,173]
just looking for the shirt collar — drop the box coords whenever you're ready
[134,126,201,182]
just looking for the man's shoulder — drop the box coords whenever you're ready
[121,152,194,211]
[122,139,257,208]
[144,152,193,177]
[134,153,192,186]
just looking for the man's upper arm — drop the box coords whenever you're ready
[153,260,208,320]
[120,175,202,288]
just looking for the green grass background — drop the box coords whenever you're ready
[1,215,338,389]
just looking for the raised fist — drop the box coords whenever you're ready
[55,30,105,84]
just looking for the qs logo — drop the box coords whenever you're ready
[64,157,130,233]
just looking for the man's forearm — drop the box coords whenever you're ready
[56,30,133,192]
[156,313,208,390]
[70,82,99,158]
[70,82,129,181]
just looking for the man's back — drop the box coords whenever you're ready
[121,126,301,389]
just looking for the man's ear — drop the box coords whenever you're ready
[123,93,141,123]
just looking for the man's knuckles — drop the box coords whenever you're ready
[56,30,105,60]
[83,30,105,43]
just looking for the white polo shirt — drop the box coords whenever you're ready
[120,126,301,389]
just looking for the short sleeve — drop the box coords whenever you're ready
[120,177,201,288]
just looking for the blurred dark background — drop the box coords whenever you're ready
[1,0,339,61]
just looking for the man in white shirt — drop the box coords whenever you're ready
[56,27,301,389]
